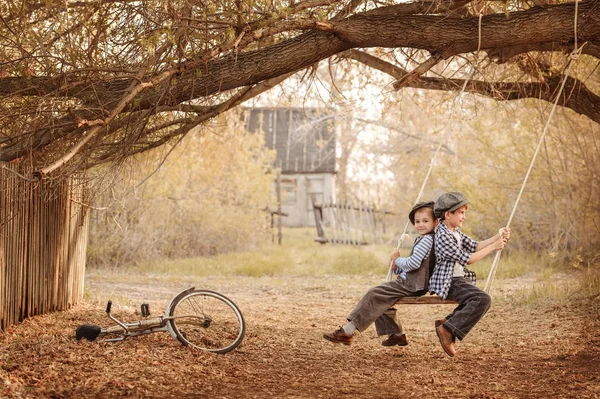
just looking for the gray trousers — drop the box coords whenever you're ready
[444,277,492,340]
[347,279,423,336]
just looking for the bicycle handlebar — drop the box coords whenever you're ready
[106,300,112,314]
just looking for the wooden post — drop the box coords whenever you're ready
[276,172,282,245]
[271,212,275,243]
[311,195,323,238]
[349,201,358,245]
[327,199,337,245]
[330,202,341,244]
[311,195,329,244]
[330,203,338,244]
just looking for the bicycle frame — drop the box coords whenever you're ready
[102,301,208,342]
[101,317,168,342]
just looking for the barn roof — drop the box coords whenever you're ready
[245,107,336,174]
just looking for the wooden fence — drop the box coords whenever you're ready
[312,199,393,245]
[0,163,89,331]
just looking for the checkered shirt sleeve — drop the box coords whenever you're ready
[428,223,478,299]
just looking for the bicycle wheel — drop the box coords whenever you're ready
[167,289,245,354]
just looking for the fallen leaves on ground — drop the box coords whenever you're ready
[1,275,599,398]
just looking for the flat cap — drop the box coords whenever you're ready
[409,201,435,225]
[434,192,468,218]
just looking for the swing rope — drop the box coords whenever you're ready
[484,0,584,293]
[386,11,485,282]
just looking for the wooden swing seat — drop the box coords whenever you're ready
[394,294,458,305]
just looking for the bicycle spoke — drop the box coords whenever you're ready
[168,290,245,353]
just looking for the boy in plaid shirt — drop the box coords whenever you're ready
[430,192,510,357]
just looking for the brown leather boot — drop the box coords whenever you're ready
[435,323,456,357]
[435,318,447,328]
[323,328,353,345]
[381,333,408,347]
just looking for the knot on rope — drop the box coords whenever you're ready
[569,42,587,61]
[569,49,580,60]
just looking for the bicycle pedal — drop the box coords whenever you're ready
[141,303,150,317]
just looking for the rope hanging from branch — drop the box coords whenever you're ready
[484,0,585,294]
[386,11,485,282]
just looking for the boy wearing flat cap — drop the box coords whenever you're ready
[430,192,510,357]
[323,201,438,347]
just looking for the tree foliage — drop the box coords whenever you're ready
[374,89,600,260]
[0,0,599,179]
[87,112,275,266]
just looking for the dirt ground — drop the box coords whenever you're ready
[1,272,599,398]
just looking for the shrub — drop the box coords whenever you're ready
[88,113,276,267]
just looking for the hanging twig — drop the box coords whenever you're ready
[1,164,39,182]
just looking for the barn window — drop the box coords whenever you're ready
[281,178,297,203]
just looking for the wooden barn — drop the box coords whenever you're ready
[245,108,336,227]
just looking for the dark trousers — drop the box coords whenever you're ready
[347,279,420,336]
[444,277,492,340]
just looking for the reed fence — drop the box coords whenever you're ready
[0,163,89,331]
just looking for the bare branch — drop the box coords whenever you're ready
[392,52,445,90]
[1,0,599,173]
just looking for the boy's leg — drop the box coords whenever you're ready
[443,278,492,341]
[374,307,403,336]
[346,279,412,334]
[443,304,465,323]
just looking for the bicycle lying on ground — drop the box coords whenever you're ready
[76,287,245,354]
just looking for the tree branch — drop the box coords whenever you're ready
[1,0,600,169]
[392,52,445,90]
[342,48,600,124]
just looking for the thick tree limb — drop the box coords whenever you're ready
[85,71,295,169]
[344,48,600,124]
[412,74,600,125]
[1,0,600,169]
[2,1,598,103]
[488,41,600,63]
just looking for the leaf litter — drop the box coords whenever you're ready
[1,275,598,398]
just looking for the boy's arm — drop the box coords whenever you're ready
[475,228,510,251]
[467,237,505,264]
[391,235,433,273]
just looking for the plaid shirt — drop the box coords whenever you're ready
[429,221,478,299]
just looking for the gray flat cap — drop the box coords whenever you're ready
[434,192,468,218]
[408,201,435,225]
